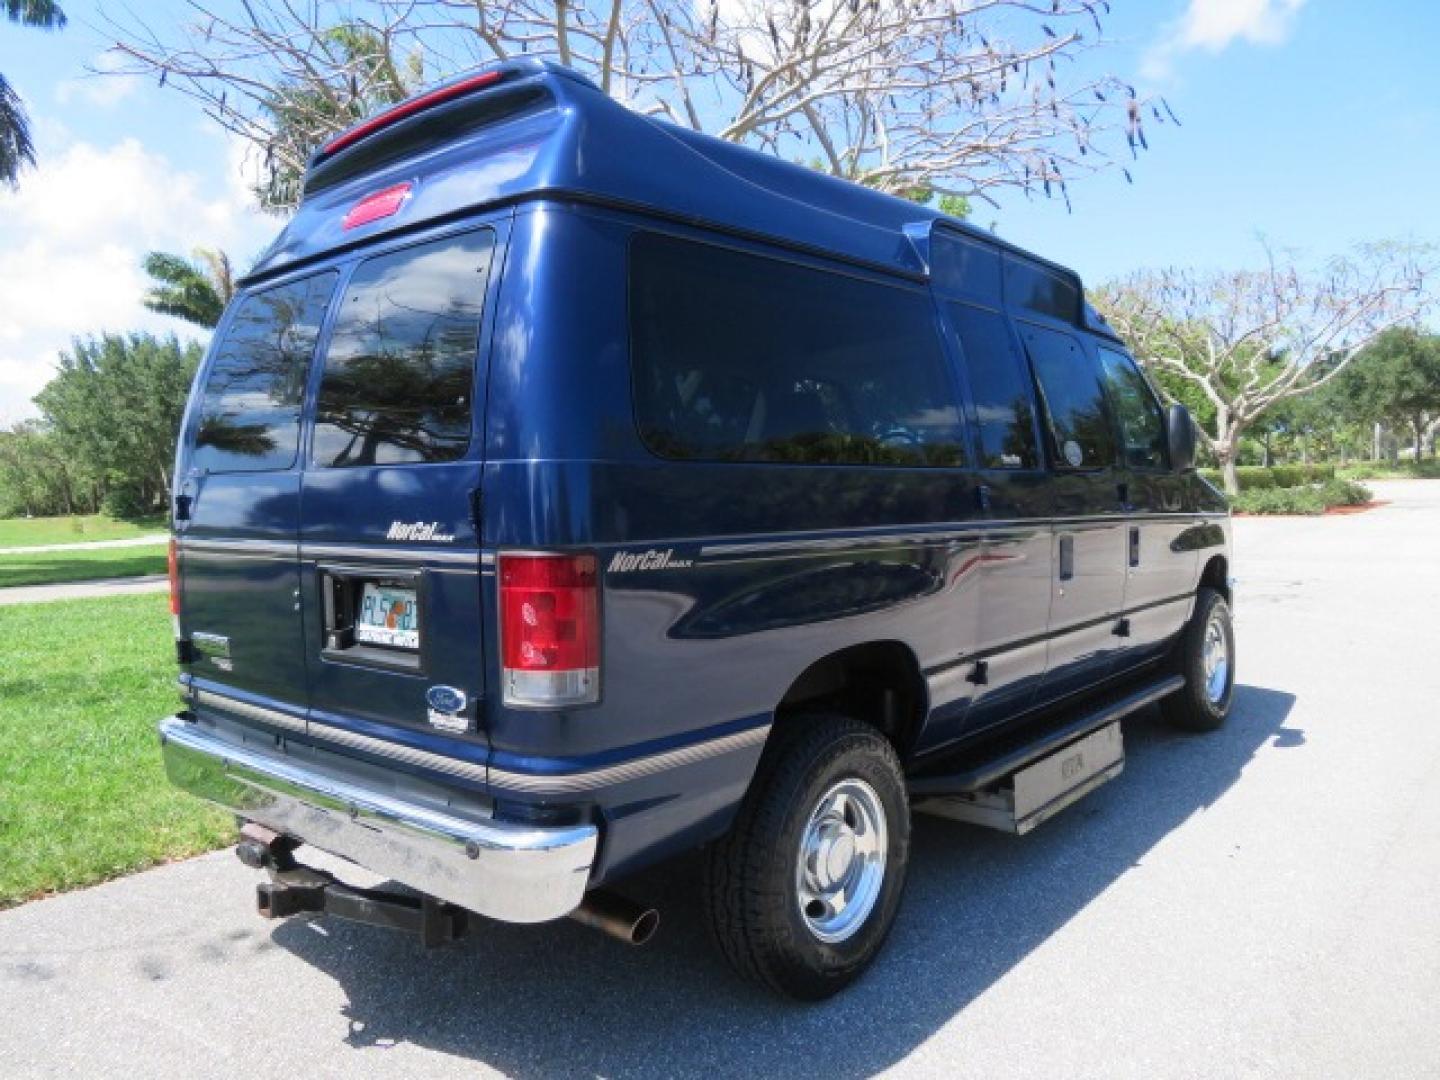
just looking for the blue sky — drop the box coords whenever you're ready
[1,0,1436,421]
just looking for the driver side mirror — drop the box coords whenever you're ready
[1167,404,1196,473]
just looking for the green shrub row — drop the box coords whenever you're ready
[1231,478,1372,515]
[1338,459,1440,481]
[1319,478,1372,507]
[1231,487,1326,515]
[1198,464,1337,491]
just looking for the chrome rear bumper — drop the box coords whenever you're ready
[158,716,596,923]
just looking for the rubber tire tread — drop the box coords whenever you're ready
[1162,586,1234,732]
[703,714,909,1000]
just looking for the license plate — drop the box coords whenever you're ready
[356,583,419,649]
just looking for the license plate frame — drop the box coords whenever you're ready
[355,581,421,651]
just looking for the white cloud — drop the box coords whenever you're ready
[0,137,274,423]
[56,53,142,110]
[1144,0,1307,80]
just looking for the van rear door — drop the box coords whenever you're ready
[298,225,500,755]
[176,272,337,724]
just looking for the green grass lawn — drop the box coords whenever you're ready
[0,594,231,908]
[0,513,168,548]
[0,543,169,589]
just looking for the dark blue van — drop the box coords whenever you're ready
[159,59,1233,999]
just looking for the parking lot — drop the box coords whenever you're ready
[3,480,1438,1079]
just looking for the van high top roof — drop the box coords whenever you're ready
[248,57,1095,316]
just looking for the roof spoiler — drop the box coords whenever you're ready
[308,59,598,172]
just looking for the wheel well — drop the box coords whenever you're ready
[774,642,928,761]
[1200,555,1230,602]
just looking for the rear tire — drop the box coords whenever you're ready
[703,715,909,1001]
[1163,586,1235,732]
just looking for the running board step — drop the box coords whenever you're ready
[908,673,1183,798]
[915,722,1125,835]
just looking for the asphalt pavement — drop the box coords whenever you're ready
[3,480,1438,1079]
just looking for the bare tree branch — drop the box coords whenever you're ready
[96,0,1177,213]
[1094,241,1434,493]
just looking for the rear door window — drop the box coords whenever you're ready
[1021,324,1117,470]
[192,272,336,474]
[630,233,966,467]
[948,303,1040,469]
[312,230,494,468]
[1098,347,1168,470]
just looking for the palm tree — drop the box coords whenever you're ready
[142,248,236,329]
[1,0,66,189]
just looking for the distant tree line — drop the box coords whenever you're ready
[0,249,229,519]
[1218,329,1440,469]
[0,335,201,518]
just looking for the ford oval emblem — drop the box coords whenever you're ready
[426,685,468,714]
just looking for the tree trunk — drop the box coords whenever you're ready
[1413,417,1426,462]
[1220,453,1240,496]
[1215,410,1244,496]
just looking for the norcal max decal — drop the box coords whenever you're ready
[607,548,693,573]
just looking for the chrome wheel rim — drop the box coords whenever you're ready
[795,778,888,944]
[1202,610,1230,704]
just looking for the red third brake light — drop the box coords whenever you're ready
[342,182,412,230]
[499,553,599,707]
[320,70,505,159]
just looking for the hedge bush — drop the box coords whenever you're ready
[1198,464,1336,491]
[1318,478,1372,507]
[1338,460,1440,481]
[1230,478,1371,515]
[1231,487,1327,515]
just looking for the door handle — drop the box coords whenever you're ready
[1128,526,1140,568]
[174,478,198,524]
[1058,534,1074,582]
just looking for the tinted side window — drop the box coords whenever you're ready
[948,303,1039,469]
[631,233,965,467]
[1005,255,1080,324]
[1022,325,1117,469]
[312,230,493,468]
[192,272,336,474]
[931,232,1001,301]
[1098,347,1168,470]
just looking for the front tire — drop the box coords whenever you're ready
[1163,586,1235,731]
[703,715,910,1000]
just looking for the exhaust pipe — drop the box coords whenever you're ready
[569,890,660,946]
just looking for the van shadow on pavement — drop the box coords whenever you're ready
[271,685,1297,1079]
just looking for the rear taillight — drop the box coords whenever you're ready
[167,536,180,617]
[499,553,599,707]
